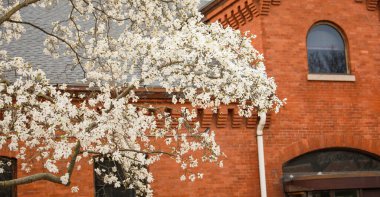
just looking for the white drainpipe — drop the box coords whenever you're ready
[257,112,267,197]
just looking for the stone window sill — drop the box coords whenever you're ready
[307,74,356,82]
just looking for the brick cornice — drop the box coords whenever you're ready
[355,0,380,20]
[366,0,379,11]
[203,0,380,28]
[198,108,271,129]
[202,0,282,28]
[62,85,273,128]
[354,0,379,10]
[202,0,259,28]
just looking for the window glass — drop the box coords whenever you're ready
[94,157,146,197]
[94,157,129,197]
[310,191,330,197]
[288,193,307,197]
[334,190,358,197]
[0,157,16,197]
[307,24,347,74]
[283,149,380,174]
[362,189,380,197]
[302,190,359,197]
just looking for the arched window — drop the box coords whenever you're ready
[0,156,17,197]
[94,156,148,197]
[94,157,134,197]
[283,148,380,197]
[307,23,348,74]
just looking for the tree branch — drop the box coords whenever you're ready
[84,149,176,157]
[37,93,54,102]
[0,0,41,25]
[116,85,136,100]
[6,19,84,71]
[0,141,81,188]
[66,141,81,184]
[0,173,61,188]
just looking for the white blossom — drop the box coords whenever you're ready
[180,175,186,181]
[0,0,284,195]
[60,173,69,185]
[71,186,79,193]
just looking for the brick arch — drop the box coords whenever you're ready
[277,134,380,166]
[306,20,349,39]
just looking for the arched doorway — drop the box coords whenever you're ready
[283,148,380,197]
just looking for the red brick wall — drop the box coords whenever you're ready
[0,148,94,197]
[2,0,380,196]
[150,105,262,197]
[1,104,265,197]
[259,1,380,196]
[203,0,380,196]
[153,2,380,195]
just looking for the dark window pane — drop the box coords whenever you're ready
[334,190,357,197]
[283,149,380,174]
[0,157,16,197]
[309,191,330,197]
[287,192,307,197]
[94,157,128,197]
[308,49,347,73]
[362,189,380,197]
[94,157,143,197]
[307,24,347,74]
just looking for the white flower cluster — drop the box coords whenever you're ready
[0,0,284,195]
[0,4,25,45]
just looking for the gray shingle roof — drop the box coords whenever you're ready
[3,1,214,85]
[4,3,87,84]
[199,0,214,9]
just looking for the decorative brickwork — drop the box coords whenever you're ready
[216,108,228,128]
[170,110,181,128]
[355,0,380,20]
[209,0,380,29]
[231,108,244,128]
[215,0,286,28]
[197,108,266,129]
[155,115,165,128]
[367,0,379,11]
[218,1,259,28]
[264,113,271,128]
[271,0,281,5]
[260,0,272,15]
[200,108,213,128]
[246,115,258,128]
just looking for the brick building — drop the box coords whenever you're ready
[1,0,380,197]
[197,0,380,196]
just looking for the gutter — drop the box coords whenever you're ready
[257,112,267,197]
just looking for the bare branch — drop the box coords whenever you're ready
[84,149,176,157]
[0,0,41,25]
[6,19,85,72]
[0,173,62,188]
[66,141,81,183]
[37,93,54,102]
[0,141,81,188]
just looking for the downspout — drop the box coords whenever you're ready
[257,112,267,197]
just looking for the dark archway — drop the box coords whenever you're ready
[283,148,380,197]
[0,156,17,197]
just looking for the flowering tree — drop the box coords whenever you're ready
[0,0,283,196]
